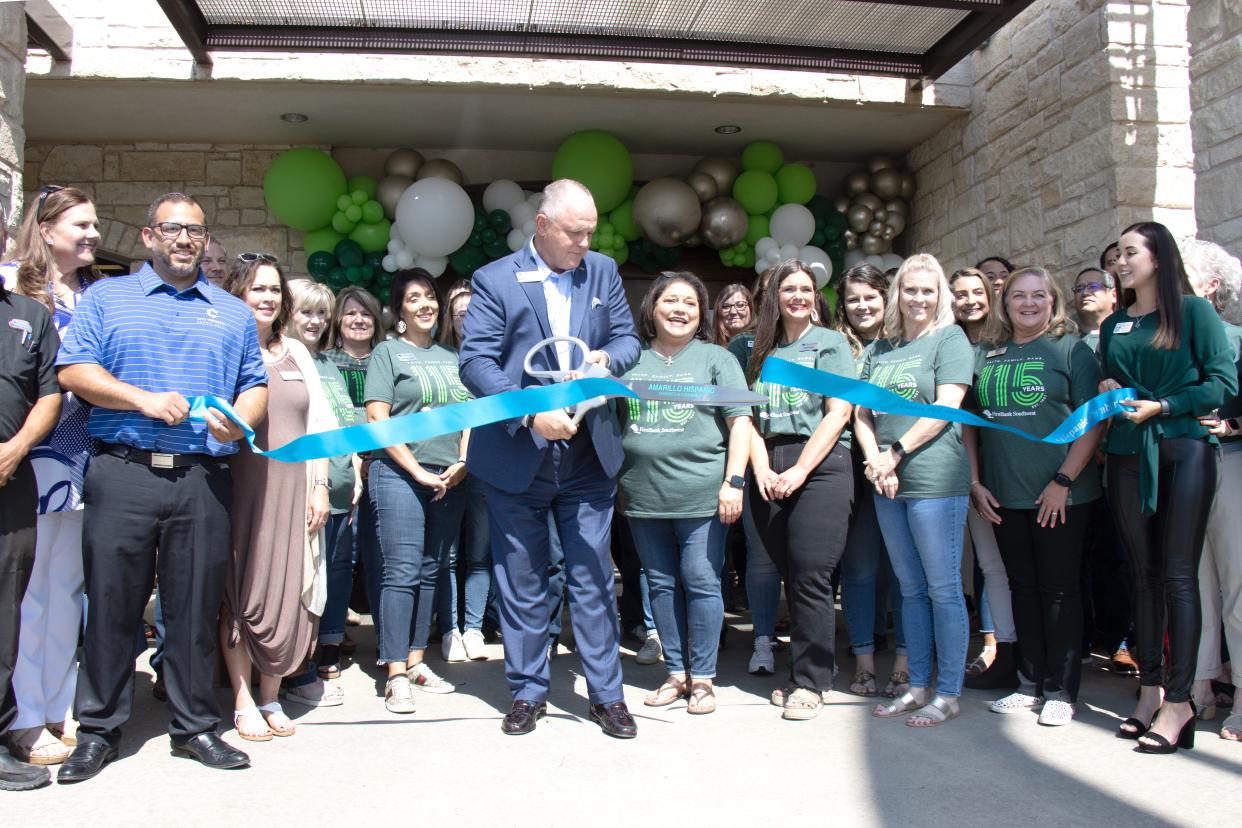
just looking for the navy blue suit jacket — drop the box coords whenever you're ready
[458,246,639,493]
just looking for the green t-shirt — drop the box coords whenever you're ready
[1079,330,1100,354]
[970,334,1103,509]
[618,340,750,518]
[324,347,371,421]
[313,353,358,514]
[363,339,470,468]
[751,326,855,450]
[726,330,754,373]
[860,324,974,498]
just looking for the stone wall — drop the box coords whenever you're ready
[1188,0,1242,257]
[908,0,1198,281]
[0,5,25,247]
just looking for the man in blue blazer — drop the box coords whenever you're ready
[459,180,640,738]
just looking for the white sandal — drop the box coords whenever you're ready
[233,706,274,742]
[257,701,296,737]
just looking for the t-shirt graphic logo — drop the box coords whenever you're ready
[627,398,695,429]
[871,355,923,400]
[410,364,470,405]
[977,358,1046,409]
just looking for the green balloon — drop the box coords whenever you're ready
[613,244,629,266]
[335,239,365,268]
[483,239,508,259]
[337,194,353,212]
[327,267,348,290]
[807,194,834,222]
[551,130,633,213]
[449,249,474,275]
[307,251,336,278]
[820,284,838,313]
[331,212,356,234]
[811,231,826,248]
[488,209,512,233]
[347,176,378,200]
[473,214,488,233]
[741,141,783,174]
[345,204,362,223]
[744,213,770,245]
[349,218,392,253]
[827,211,848,232]
[263,148,348,231]
[468,231,483,248]
[304,226,345,257]
[609,200,641,242]
[732,171,778,215]
[365,250,386,268]
[350,190,368,206]
[361,200,384,224]
[822,223,842,242]
[481,228,497,244]
[775,163,816,205]
[345,266,364,284]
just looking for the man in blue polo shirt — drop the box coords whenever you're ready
[55,193,268,783]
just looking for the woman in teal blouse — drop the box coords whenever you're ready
[1100,221,1237,753]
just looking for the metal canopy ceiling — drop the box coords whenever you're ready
[154,0,1033,80]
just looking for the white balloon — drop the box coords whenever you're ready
[387,239,405,255]
[395,250,414,269]
[382,254,398,273]
[754,237,778,258]
[865,255,887,271]
[521,220,536,235]
[506,228,528,252]
[769,203,816,247]
[798,245,833,288]
[482,179,525,214]
[779,243,800,261]
[527,191,544,210]
[755,259,770,276]
[844,249,866,268]
[508,201,536,228]
[881,252,905,271]
[395,178,475,257]
[414,255,448,278]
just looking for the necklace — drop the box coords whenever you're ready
[651,342,687,366]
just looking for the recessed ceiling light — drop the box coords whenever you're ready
[714,125,742,135]
[281,112,309,123]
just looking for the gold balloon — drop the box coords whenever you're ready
[385,148,424,178]
[377,175,413,220]
[693,157,741,196]
[699,196,748,249]
[854,193,883,212]
[833,195,850,213]
[884,199,908,217]
[899,173,915,200]
[845,170,870,196]
[886,213,907,236]
[633,177,702,247]
[847,204,873,234]
[873,209,887,223]
[843,229,857,243]
[871,168,902,200]
[867,156,895,174]
[687,171,718,203]
[882,226,897,241]
[869,220,885,235]
[860,232,885,256]
[845,236,857,251]
[416,158,464,184]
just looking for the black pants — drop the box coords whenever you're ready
[1107,438,1216,703]
[994,503,1089,701]
[1081,491,1134,652]
[75,453,233,746]
[749,439,853,690]
[0,461,37,736]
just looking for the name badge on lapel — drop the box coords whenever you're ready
[516,271,542,283]
[1113,321,1134,335]
[985,347,1007,358]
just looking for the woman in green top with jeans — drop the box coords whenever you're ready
[1101,222,1237,753]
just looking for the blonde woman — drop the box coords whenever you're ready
[858,254,974,727]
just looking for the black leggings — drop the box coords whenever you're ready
[749,439,853,690]
[994,504,1089,701]
[1106,437,1217,703]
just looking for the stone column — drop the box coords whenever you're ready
[0,4,26,251]
[1188,0,1242,256]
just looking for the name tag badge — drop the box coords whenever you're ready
[798,342,817,353]
[985,347,1007,358]
[1113,321,1134,335]
[280,370,303,382]
[516,270,542,283]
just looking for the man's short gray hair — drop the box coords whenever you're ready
[1183,239,1242,326]
[539,179,595,223]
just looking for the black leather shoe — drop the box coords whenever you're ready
[0,746,51,791]
[589,701,637,739]
[170,733,249,769]
[501,700,547,735]
[57,741,117,784]
[152,673,167,701]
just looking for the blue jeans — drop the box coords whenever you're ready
[615,515,656,636]
[629,516,727,678]
[370,459,467,664]
[840,487,906,655]
[319,512,355,645]
[355,480,382,641]
[437,475,493,632]
[874,495,969,697]
[743,502,780,640]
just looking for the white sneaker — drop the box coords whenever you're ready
[1037,699,1075,726]
[990,691,1045,714]
[442,630,467,662]
[408,661,456,694]
[281,678,344,707]
[462,628,488,661]
[384,676,416,714]
[749,636,775,675]
[635,634,663,665]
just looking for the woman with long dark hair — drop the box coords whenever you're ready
[746,259,855,720]
[1101,222,1236,753]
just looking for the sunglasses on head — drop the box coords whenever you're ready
[36,185,65,221]
[237,252,279,264]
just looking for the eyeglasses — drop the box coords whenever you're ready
[720,302,750,312]
[36,185,64,221]
[149,222,209,241]
[1072,282,1107,294]
[237,252,279,264]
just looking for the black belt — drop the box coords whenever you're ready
[101,443,224,469]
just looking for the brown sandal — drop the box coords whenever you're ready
[644,675,689,707]
[687,681,716,715]
[882,670,911,698]
[849,670,878,697]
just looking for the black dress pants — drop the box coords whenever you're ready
[74,453,233,746]
[0,461,37,736]
[1106,438,1216,703]
[994,503,1090,701]
[749,439,853,691]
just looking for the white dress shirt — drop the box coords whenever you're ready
[529,240,574,371]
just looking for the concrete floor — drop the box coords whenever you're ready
[5,615,1238,826]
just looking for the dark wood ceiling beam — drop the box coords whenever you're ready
[920,0,1027,79]
[155,0,213,65]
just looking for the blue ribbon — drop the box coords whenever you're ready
[759,357,1135,444]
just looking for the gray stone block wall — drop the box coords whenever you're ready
[0,4,26,251]
[1189,0,1242,258]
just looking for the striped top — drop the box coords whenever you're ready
[56,263,267,456]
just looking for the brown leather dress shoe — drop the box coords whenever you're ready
[589,701,637,739]
[502,700,547,735]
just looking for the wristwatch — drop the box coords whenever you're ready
[1052,472,1073,488]
[890,440,906,458]
[726,474,746,490]
[313,477,329,489]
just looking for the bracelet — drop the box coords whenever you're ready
[1158,399,1171,418]
[313,478,329,489]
